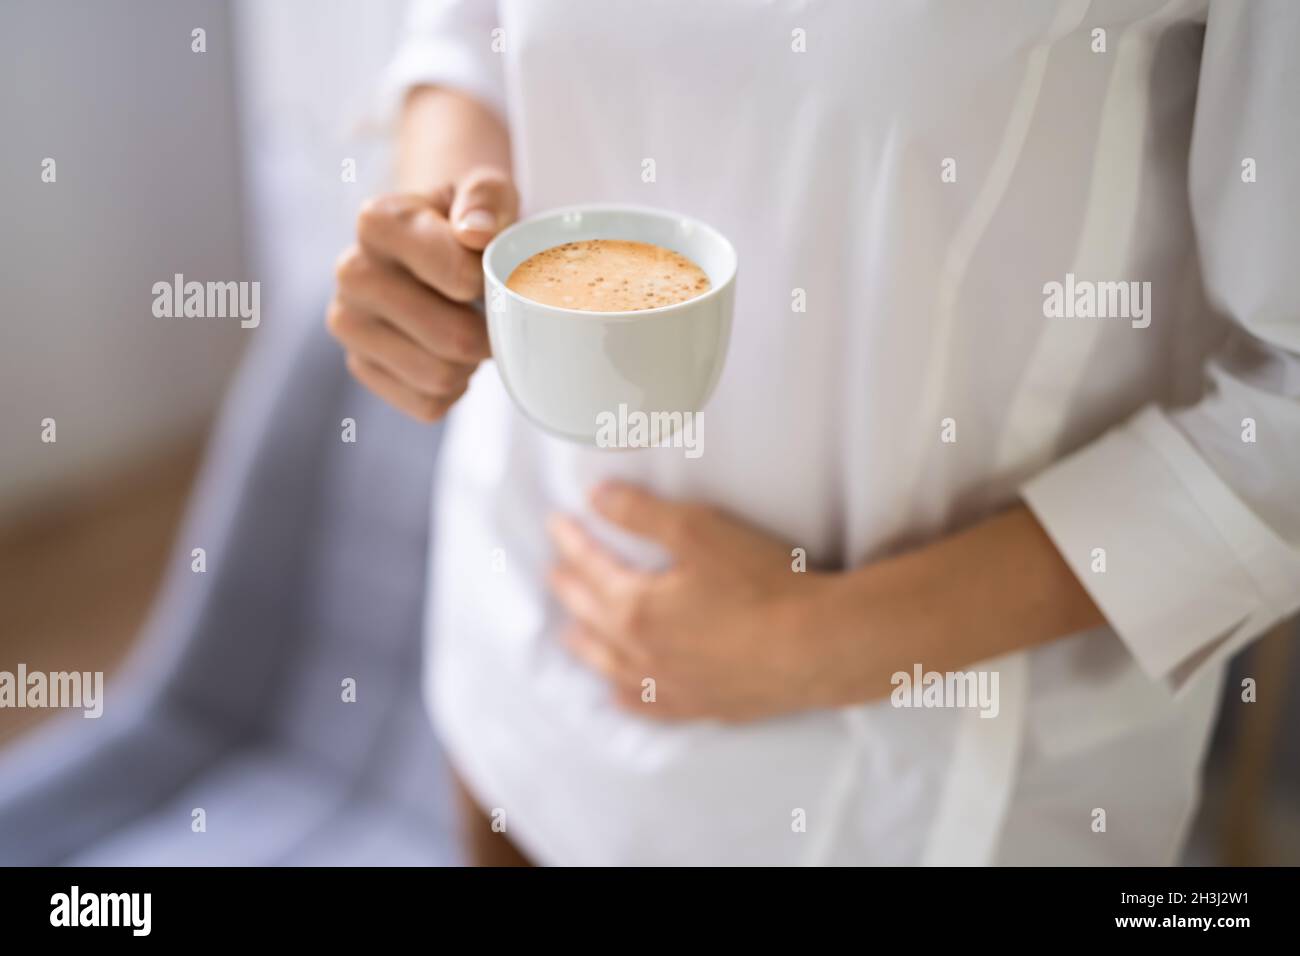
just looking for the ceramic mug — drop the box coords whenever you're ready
[481,204,737,443]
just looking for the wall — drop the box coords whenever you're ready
[230,0,407,326]
[0,0,249,517]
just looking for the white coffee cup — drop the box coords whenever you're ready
[481,204,737,444]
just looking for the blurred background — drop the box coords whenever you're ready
[0,0,1296,865]
[1,0,401,735]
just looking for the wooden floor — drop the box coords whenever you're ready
[0,440,202,748]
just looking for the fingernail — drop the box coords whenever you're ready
[455,209,497,233]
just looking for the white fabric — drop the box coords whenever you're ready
[387,0,1300,865]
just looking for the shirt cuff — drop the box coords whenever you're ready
[1021,406,1300,694]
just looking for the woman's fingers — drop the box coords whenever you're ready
[560,623,641,684]
[333,245,490,364]
[330,177,516,423]
[559,624,693,722]
[548,560,654,667]
[545,515,641,605]
[343,352,465,424]
[327,302,477,396]
[548,564,612,635]
[448,166,520,251]
[355,194,485,303]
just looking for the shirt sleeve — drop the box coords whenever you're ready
[1021,0,1300,694]
[378,0,506,125]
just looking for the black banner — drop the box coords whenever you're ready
[0,865,1285,941]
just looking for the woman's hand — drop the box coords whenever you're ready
[547,482,861,722]
[548,482,1106,724]
[327,166,518,422]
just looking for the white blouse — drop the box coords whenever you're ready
[385,0,1300,864]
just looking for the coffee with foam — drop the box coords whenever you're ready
[505,239,710,312]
